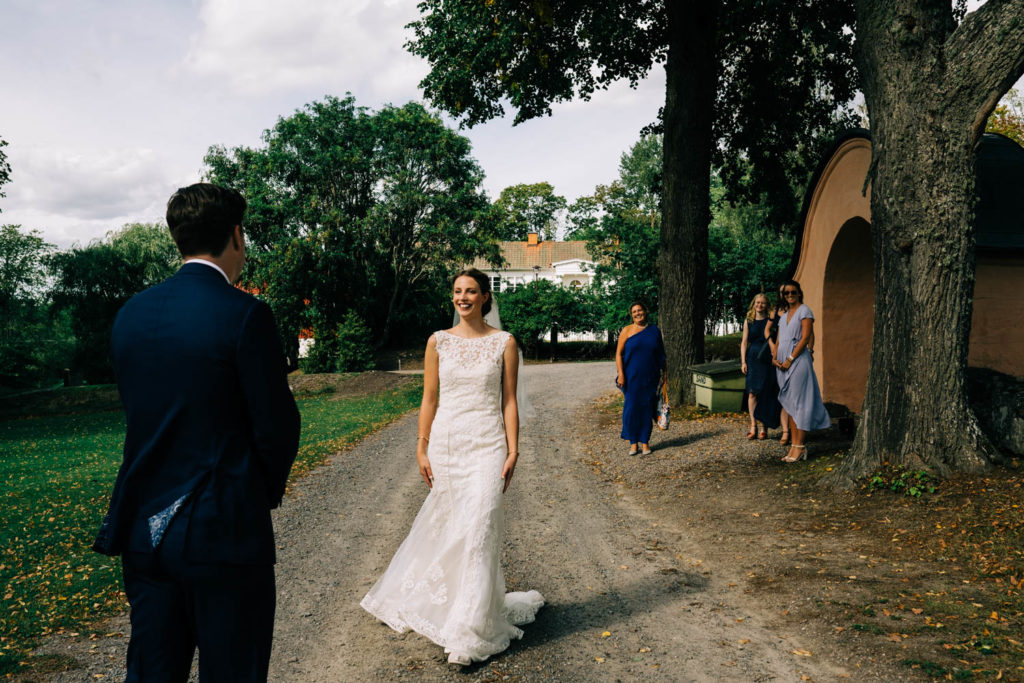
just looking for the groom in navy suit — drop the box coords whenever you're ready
[93,183,300,681]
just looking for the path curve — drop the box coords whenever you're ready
[269,362,843,681]
[39,362,847,681]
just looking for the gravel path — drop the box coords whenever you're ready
[38,362,849,681]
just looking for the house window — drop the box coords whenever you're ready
[569,279,583,289]
[491,275,501,292]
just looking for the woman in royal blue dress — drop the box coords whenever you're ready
[615,302,667,456]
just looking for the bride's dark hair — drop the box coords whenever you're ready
[453,268,492,316]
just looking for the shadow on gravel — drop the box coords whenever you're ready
[650,427,729,451]
[506,571,709,655]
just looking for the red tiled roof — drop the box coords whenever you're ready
[471,240,591,271]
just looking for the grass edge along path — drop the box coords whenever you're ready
[0,376,423,675]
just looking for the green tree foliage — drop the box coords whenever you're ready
[48,224,180,382]
[205,95,499,356]
[335,310,376,373]
[706,178,794,331]
[499,279,592,353]
[0,225,69,389]
[986,89,1024,145]
[489,182,567,241]
[573,135,792,334]
[407,0,858,405]
[0,136,11,206]
[570,135,662,331]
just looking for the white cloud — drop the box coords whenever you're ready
[181,0,428,100]
[3,145,184,246]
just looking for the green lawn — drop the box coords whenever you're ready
[0,377,422,674]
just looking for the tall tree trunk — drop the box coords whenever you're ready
[660,0,719,405]
[838,0,1024,482]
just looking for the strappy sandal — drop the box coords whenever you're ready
[758,429,766,440]
[746,429,757,439]
[628,445,638,456]
[782,445,807,463]
[779,430,790,445]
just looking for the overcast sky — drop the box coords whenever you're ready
[1,1,1009,250]
[0,0,665,248]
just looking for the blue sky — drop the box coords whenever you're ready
[0,0,664,247]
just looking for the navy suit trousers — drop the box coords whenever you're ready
[122,512,275,682]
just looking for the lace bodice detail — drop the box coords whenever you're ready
[433,330,510,422]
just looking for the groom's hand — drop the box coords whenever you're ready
[417,453,433,488]
[501,453,518,493]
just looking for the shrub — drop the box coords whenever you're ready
[335,311,375,372]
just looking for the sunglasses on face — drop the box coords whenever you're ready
[782,290,799,296]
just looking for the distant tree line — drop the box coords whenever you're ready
[4,74,1023,399]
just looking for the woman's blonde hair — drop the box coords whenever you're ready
[745,293,769,322]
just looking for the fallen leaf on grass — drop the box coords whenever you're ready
[601,631,612,638]
[886,633,904,642]
[791,649,813,657]
[911,608,923,615]
[595,657,605,663]
[638,647,651,653]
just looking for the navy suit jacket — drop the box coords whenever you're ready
[93,262,300,565]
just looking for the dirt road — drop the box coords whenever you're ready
[266,361,850,681]
[40,362,854,681]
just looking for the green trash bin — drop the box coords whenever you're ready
[689,360,745,413]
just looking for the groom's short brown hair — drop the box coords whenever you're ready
[166,183,246,257]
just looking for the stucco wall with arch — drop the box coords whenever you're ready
[791,136,872,411]
[792,133,1024,413]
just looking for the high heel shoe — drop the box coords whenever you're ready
[448,652,471,666]
[758,429,766,440]
[746,429,757,439]
[782,445,807,463]
[779,431,790,445]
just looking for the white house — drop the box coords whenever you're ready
[471,232,601,341]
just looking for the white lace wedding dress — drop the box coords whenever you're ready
[360,330,544,662]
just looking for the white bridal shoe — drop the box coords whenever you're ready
[447,652,472,666]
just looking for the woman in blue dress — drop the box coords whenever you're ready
[772,280,831,462]
[740,293,781,438]
[615,302,667,456]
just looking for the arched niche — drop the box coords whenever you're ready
[791,132,872,412]
[821,217,873,411]
[791,130,1024,414]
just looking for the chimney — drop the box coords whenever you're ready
[527,232,539,246]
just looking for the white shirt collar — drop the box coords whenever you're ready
[185,258,230,284]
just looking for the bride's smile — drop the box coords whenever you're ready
[453,276,488,319]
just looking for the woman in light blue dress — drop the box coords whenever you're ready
[773,280,830,462]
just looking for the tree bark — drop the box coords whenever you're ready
[838,0,1024,482]
[659,0,719,405]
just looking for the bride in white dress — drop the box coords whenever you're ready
[361,268,544,666]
